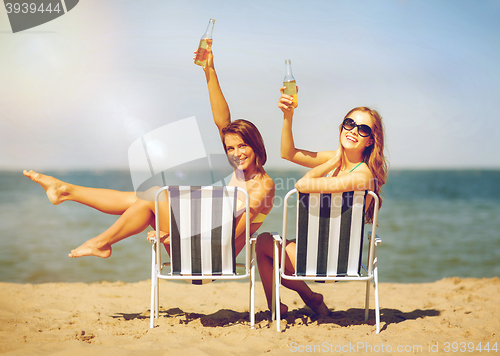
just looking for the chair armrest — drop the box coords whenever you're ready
[367,232,382,245]
[269,232,282,243]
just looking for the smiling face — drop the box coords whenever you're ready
[224,133,256,172]
[340,110,374,153]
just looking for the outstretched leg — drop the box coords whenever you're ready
[23,170,138,215]
[69,194,169,258]
[256,233,329,317]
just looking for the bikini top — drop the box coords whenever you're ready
[237,199,268,224]
[326,161,364,177]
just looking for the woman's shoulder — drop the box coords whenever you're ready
[258,172,275,189]
[360,162,374,177]
[354,163,376,190]
[349,162,373,179]
[249,172,275,194]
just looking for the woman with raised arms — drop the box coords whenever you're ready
[256,86,388,317]
[24,41,274,260]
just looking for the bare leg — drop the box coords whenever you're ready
[256,233,329,316]
[23,170,137,215]
[69,196,169,258]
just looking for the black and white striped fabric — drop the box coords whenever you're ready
[168,186,238,284]
[295,190,367,278]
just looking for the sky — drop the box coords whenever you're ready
[1,0,500,171]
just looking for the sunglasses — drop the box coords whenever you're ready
[342,118,372,137]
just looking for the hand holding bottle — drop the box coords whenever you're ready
[194,19,215,67]
[278,85,299,113]
[193,38,214,72]
[283,59,298,108]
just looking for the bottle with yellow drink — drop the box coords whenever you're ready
[194,19,215,66]
[283,59,297,108]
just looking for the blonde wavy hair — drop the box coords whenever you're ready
[340,107,388,224]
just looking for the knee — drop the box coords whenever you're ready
[255,232,276,256]
[137,186,164,201]
[136,197,154,208]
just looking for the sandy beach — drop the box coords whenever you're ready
[0,277,498,355]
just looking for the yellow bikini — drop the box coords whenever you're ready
[251,212,268,224]
[237,199,268,223]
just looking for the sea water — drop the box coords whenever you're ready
[0,169,499,283]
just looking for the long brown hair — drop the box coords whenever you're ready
[341,107,388,224]
[222,119,267,175]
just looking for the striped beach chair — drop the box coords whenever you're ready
[149,186,256,328]
[272,189,382,333]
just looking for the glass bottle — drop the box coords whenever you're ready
[194,19,215,66]
[283,59,297,108]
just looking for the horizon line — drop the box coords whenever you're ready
[4,166,500,172]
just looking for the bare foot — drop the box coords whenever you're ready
[147,230,170,243]
[303,292,330,316]
[23,170,70,205]
[69,239,112,258]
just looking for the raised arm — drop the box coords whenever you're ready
[279,86,337,168]
[195,40,231,141]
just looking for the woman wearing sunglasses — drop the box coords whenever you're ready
[256,86,388,317]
